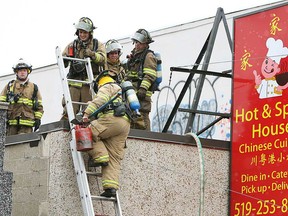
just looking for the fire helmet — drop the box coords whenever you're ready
[93,70,115,92]
[131,29,154,44]
[105,39,122,55]
[12,58,32,74]
[74,17,96,36]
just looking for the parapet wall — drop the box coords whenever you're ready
[4,126,230,216]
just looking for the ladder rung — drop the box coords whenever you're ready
[63,56,89,62]
[71,101,88,106]
[67,78,92,84]
[86,171,102,177]
[91,195,116,202]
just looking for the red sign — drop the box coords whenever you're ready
[231,4,288,216]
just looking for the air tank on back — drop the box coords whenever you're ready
[154,52,162,85]
[121,81,141,115]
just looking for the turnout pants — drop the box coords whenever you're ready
[88,114,130,190]
[7,125,33,136]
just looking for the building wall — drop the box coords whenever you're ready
[4,129,229,216]
[4,137,50,216]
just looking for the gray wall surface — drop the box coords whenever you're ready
[4,129,229,216]
[0,102,13,216]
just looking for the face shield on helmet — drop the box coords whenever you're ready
[74,17,96,36]
[105,39,122,55]
[131,29,154,44]
[12,58,32,74]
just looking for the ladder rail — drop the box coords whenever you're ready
[56,46,95,215]
[85,58,96,98]
[114,191,123,216]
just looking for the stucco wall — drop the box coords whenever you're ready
[4,129,229,216]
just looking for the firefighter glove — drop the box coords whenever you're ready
[84,48,96,60]
[63,59,70,68]
[34,119,41,132]
[137,88,146,100]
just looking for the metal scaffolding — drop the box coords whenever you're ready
[162,8,233,136]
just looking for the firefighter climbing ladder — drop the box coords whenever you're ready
[55,46,122,216]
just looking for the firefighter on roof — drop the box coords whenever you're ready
[125,28,157,130]
[82,70,130,198]
[104,39,126,83]
[61,17,106,119]
[0,58,44,135]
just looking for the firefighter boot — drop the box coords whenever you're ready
[88,157,108,167]
[100,188,116,198]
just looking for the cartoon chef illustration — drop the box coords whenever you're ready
[253,37,288,99]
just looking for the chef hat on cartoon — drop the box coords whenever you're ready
[266,37,288,64]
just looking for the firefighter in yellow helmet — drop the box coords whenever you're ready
[124,29,157,130]
[82,70,130,198]
[0,58,44,135]
[104,39,126,83]
[61,17,106,120]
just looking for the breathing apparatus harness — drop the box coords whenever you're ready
[94,89,126,118]
[90,80,139,121]
[67,38,99,79]
[127,48,161,92]
[95,84,140,121]
[6,80,39,111]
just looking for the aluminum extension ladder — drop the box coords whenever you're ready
[55,46,123,216]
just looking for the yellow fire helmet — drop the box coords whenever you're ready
[93,70,115,92]
[98,76,114,87]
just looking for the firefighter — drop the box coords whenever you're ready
[61,17,106,120]
[125,29,157,131]
[82,70,130,198]
[104,39,126,83]
[0,58,44,135]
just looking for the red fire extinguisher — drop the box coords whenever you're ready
[75,125,93,151]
